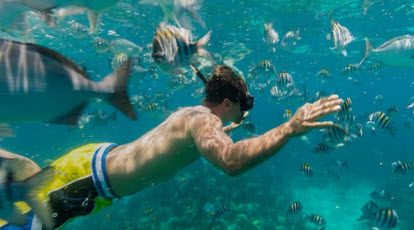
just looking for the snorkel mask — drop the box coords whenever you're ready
[190,65,255,112]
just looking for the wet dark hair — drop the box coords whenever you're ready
[205,65,247,105]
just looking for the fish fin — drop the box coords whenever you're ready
[50,103,87,125]
[23,167,55,229]
[103,59,137,120]
[341,49,348,57]
[0,123,14,137]
[359,37,373,66]
[39,10,56,27]
[53,6,87,18]
[196,30,212,48]
[87,10,98,34]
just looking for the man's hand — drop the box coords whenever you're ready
[287,94,343,136]
[223,111,250,133]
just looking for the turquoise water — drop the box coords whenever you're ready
[2,0,414,229]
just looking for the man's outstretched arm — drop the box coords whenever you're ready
[191,95,343,176]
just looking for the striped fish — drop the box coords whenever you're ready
[323,124,350,147]
[305,213,327,227]
[242,121,256,134]
[207,204,229,225]
[391,161,414,175]
[313,143,331,155]
[300,163,313,176]
[93,37,111,53]
[152,23,211,74]
[316,68,331,78]
[248,59,276,79]
[287,201,303,215]
[276,71,293,88]
[366,112,396,136]
[111,53,129,70]
[342,64,359,75]
[358,200,398,229]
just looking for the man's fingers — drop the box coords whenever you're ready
[311,106,341,120]
[304,121,334,128]
[316,98,344,111]
[314,94,339,106]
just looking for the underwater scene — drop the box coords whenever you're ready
[0,0,414,229]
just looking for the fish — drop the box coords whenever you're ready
[248,60,276,80]
[342,63,360,75]
[0,39,137,125]
[93,37,111,53]
[360,35,414,68]
[264,23,279,47]
[140,0,205,29]
[276,71,293,88]
[152,23,211,74]
[287,201,303,216]
[69,21,89,39]
[281,29,300,49]
[146,103,158,112]
[110,38,142,56]
[300,163,313,176]
[241,121,256,134]
[203,203,229,225]
[0,150,55,229]
[358,200,399,229]
[20,0,122,32]
[366,111,396,136]
[316,68,331,78]
[304,213,327,228]
[370,188,395,207]
[313,143,332,155]
[391,160,414,175]
[407,101,414,109]
[330,20,354,57]
[323,124,351,147]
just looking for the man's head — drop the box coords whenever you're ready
[204,65,254,124]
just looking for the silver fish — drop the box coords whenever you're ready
[20,0,121,31]
[140,0,205,29]
[323,124,351,147]
[0,39,136,125]
[330,20,354,57]
[360,35,414,68]
[152,23,211,74]
[264,23,279,45]
[0,150,55,229]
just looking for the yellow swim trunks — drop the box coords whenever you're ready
[1,143,119,229]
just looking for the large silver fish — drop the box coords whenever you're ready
[20,0,121,31]
[0,39,136,125]
[0,149,54,229]
[152,23,211,74]
[360,35,414,68]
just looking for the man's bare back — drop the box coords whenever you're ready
[106,106,213,196]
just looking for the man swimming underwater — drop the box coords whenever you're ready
[0,65,343,229]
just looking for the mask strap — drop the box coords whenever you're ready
[190,64,208,85]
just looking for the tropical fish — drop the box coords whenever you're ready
[0,39,137,125]
[300,163,313,176]
[281,29,300,49]
[330,20,354,57]
[316,68,331,78]
[248,59,276,79]
[152,23,211,74]
[93,37,111,53]
[0,150,55,229]
[286,201,303,216]
[323,124,351,147]
[304,213,327,228]
[313,143,332,155]
[20,0,122,32]
[241,121,256,134]
[140,0,205,29]
[391,160,414,175]
[358,200,398,229]
[360,35,414,68]
[366,111,396,136]
[111,53,129,70]
[203,203,229,225]
[276,71,293,88]
[342,63,360,75]
[264,23,279,46]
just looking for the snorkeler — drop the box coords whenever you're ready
[0,65,343,229]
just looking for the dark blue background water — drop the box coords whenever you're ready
[1,0,414,229]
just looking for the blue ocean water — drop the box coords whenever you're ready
[1,0,414,229]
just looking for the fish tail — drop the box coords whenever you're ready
[359,37,373,66]
[23,167,55,229]
[196,30,212,59]
[264,23,272,30]
[101,59,137,120]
